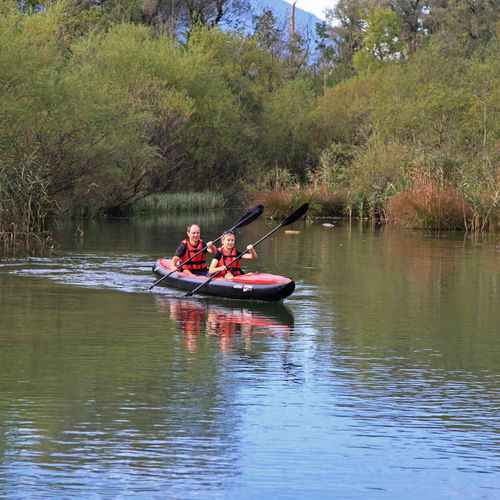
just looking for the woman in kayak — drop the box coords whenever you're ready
[209,230,257,279]
[171,224,216,276]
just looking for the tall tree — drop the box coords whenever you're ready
[353,6,403,72]
[315,20,336,89]
[389,0,425,53]
[251,6,310,80]
[139,0,250,35]
[324,0,367,80]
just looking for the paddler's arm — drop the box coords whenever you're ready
[241,244,257,260]
[206,241,216,254]
[171,255,181,272]
[171,242,187,272]
[209,257,226,275]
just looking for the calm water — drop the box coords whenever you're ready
[1,213,499,499]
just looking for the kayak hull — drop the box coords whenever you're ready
[152,259,295,302]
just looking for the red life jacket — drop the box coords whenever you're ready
[217,247,242,276]
[180,239,206,271]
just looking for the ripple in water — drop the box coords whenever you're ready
[5,254,156,293]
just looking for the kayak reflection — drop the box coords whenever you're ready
[156,296,294,352]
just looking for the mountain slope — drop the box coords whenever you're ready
[251,0,322,31]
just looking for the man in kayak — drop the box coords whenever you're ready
[209,230,257,279]
[171,224,216,276]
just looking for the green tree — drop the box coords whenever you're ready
[424,0,500,53]
[137,0,250,36]
[251,5,310,80]
[69,23,195,204]
[389,0,426,53]
[324,0,367,81]
[252,7,287,60]
[187,26,283,118]
[353,6,403,72]
[314,21,336,90]
[0,8,190,213]
[259,79,317,181]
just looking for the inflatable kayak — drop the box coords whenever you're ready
[152,258,295,302]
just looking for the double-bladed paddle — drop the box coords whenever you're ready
[185,202,308,297]
[149,205,264,290]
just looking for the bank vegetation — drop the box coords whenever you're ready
[0,0,499,254]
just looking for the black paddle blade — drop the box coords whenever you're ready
[233,204,264,229]
[280,203,309,227]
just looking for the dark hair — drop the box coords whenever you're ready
[187,224,200,232]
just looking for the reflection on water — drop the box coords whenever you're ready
[156,296,293,352]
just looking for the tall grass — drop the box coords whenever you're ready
[0,154,53,255]
[459,160,500,232]
[386,168,499,231]
[131,191,226,214]
[387,185,468,230]
[249,186,347,218]
[244,163,348,218]
[250,164,499,231]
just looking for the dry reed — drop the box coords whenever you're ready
[0,154,53,256]
[386,171,469,230]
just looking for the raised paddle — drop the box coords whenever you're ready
[185,202,308,297]
[148,205,264,290]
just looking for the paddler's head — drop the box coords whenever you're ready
[186,224,201,246]
[221,230,235,250]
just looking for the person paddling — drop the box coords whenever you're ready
[209,230,257,279]
[171,224,216,277]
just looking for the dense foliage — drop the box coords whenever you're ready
[0,0,499,254]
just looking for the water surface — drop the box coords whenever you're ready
[1,214,499,498]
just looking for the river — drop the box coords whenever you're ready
[1,212,499,499]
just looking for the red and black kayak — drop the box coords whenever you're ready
[152,259,295,302]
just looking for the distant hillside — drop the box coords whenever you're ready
[250,0,322,32]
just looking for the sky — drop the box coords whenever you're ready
[282,0,334,20]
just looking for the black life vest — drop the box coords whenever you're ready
[217,247,242,276]
[180,239,206,271]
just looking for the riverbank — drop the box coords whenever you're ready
[2,185,499,258]
[248,183,500,232]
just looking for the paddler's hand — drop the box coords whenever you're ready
[207,241,216,253]
[246,244,257,258]
[171,257,181,272]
